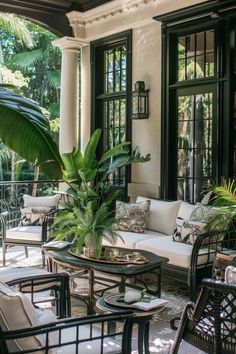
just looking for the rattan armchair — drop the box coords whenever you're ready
[170,278,236,354]
[0,208,55,267]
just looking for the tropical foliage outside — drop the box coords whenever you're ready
[0,12,61,181]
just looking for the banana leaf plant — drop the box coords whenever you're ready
[0,87,63,179]
[54,128,151,258]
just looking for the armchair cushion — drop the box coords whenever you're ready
[0,282,124,354]
[23,194,60,208]
[0,282,41,352]
[5,225,42,242]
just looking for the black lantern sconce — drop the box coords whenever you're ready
[131,81,149,119]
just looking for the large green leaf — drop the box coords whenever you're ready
[62,148,85,183]
[0,88,63,178]
[13,49,44,68]
[99,142,130,164]
[84,129,101,168]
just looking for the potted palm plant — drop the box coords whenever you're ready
[205,179,236,233]
[0,88,150,258]
[53,129,150,258]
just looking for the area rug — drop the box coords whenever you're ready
[70,279,205,354]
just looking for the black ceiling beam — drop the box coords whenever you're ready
[154,0,236,25]
[0,0,113,36]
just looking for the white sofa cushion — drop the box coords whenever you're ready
[135,235,215,268]
[177,201,195,220]
[136,196,181,235]
[103,230,162,249]
[6,225,42,241]
[23,194,60,208]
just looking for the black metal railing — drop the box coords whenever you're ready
[0,180,60,211]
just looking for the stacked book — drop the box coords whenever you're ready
[216,249,236,261]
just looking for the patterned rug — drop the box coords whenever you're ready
[70,279,205,354]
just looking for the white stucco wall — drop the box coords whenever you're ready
[132,21,161,188]
[68,0,209,198]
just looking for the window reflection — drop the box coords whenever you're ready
[177,92,213,202]
[178,30,215,82]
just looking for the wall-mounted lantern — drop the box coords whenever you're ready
[131,81,149,119]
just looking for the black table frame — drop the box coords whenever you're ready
[96,296,156,354]
[44,246,169,314]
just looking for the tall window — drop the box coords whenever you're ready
[176,29,216,202]
[159,3,236,203]
[91,31,132,195]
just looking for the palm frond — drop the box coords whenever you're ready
[0,13,34,48]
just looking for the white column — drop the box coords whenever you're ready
[81,45,91,153]
[53,36,88,154]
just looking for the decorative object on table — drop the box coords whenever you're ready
[68,246,148,264]
[212,249,236,281]
[105,292,169,311]
[53,128,150,259]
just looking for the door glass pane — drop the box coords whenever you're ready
[177,92,213,202]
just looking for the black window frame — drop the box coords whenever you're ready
[91,30,132,199]
[156,1,236,202]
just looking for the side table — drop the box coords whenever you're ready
[96,296,159,354]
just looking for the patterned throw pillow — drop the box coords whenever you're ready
[21,207,54,226]
[113,200,151,233]
[189,203,218,223]
[173,220,206,245]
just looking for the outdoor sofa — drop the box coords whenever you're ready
[104,196,236,301]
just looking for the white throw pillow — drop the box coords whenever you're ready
[136,196,182,235]
[23,194,60,208]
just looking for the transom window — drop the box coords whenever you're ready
[178,30,215,81]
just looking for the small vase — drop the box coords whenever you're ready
[84,234,102,259]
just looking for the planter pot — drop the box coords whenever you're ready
[84,234,102,259]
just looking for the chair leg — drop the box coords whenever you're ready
[169,304,192,354]
[24,246,28,258]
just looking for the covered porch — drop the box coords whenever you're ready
[0,0,236,353]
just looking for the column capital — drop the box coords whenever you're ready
[52,36,88,51]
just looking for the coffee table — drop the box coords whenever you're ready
[44,246,169,314]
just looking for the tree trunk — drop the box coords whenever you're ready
[32,165,39,196]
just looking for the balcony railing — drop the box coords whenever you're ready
[0,180,60,211]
